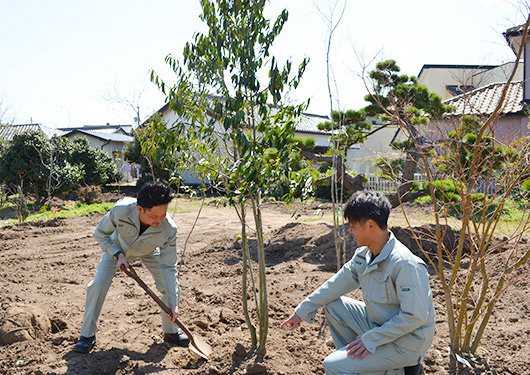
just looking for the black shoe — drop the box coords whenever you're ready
[73,335,96,353]
[164,328,190,347]
[404,363,423,375]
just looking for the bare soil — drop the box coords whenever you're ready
[0,192,529,375]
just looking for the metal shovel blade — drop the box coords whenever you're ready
[121,264,212,360]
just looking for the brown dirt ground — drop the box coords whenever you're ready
[0,192,529,375]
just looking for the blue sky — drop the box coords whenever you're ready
[0,0,527,128]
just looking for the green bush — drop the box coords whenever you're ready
[69,137,121,186]
[0,131,121,205]
[313,170,354,201]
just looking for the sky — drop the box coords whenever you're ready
[0,0,528,128]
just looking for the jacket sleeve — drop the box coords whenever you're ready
[295,260,360,323]
[361,262,432,352]
[158,227,180,306]
[93,208,122,257]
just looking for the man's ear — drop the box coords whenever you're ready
[137,205,144,215]
[366,219,377,231]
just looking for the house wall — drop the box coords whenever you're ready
[429,114,529,145]
[63,135,126,155]
[418,63,523,100]
[347,124,403,174]
[158,109,403,183]
[495,115,530,144]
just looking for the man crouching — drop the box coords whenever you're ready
[281,191,435,375]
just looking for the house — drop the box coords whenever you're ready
[440,80,529,143]
[60,129,136,182]
[418,63,522,100]
[0,123,63,142]
[57,124,133,136]
[60,129,133,157]
[144,102,336,184]
[144,99,404,184]
[0,123,136,182]
[417,24,530,145]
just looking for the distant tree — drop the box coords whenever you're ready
[0,96,15,125]
[362,59,448,206]
[0,131,51,205]
[0,132,83,206]
[0,133,120,210]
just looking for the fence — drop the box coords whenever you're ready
[364,173,498,196]
[364,173,425,193]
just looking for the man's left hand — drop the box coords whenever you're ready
[346,336,369,360]
[166,305,179,323]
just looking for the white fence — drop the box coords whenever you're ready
[364,173,425,193]
[365,173,498,196]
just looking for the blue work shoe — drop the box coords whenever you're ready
[164,328,190,347]
[73,335,96,353]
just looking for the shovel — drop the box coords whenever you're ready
[120,264,212,360]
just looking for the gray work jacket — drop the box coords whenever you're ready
[295,232,435,354]
[93,197,180,306]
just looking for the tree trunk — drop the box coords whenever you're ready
[301,150,365,193]
[239,202,257,348]
[252,194,268,356]
[387,149,419,208]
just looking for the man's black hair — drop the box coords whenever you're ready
[137,181,174,209]
[343,191,391,230]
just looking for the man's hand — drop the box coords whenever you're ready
[166,305,179,323]
[116,253,129,271]
[280,312,302,329]
[346,336,369,360]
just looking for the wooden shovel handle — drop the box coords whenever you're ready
[120,265,195,343]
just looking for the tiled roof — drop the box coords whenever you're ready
[62,129,134,142]
[58,124,133,135]
[445,80,523,116]
[295,113,330,134]
[0,124,64,141]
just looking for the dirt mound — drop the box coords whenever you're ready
[0,305,51,344]
[391,224,462,261]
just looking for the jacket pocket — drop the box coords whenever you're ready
[367,271,398,304]
[116,220,137,240]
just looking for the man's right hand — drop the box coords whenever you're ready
[280,312,302,329]
[116,253,129,271]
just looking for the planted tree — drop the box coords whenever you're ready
[361,17,530,372]
[123,121,172,185]
[148,0,309,355]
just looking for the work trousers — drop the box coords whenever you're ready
[80,251,179,337]
[323,297,423,375]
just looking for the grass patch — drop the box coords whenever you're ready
[0,202,114,228]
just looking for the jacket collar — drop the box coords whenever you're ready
[127,202,141,231]
[365,231,395,271]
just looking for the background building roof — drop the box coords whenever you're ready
[57,124,133,135]
[0,123,64,141]
[62,129,134,142]
[295,113,330,134]
[444,80,523,116]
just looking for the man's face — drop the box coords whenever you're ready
[137,204,168,227]
[348,220,370,246]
